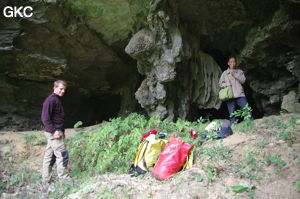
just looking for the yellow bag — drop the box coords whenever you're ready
[133,134,167,174]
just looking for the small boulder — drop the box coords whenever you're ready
[0,138,9,145]
[281,91,300,113]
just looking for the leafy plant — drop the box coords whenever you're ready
[204,165,218,184]
[196,174,203,182]
[68,113,153,177]
[34,138,47,145]
[265,155,286,171]
[197,116,210,124]
[295,180,300,191]
[23,134,37,145]
[7,169,40,188]
[200,144,232,163]
[23,134,46,146]
[68,113,211,178]
[231,182,255,198]
[230,104,253,121]
[74,121,83,128]
[231,149,264,179]
[278,131,293,140]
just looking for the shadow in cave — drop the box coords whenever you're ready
[187,85,263,122]
[63,90,122,128]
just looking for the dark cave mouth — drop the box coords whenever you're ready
[64,93,122,129]
[63,50,266,129]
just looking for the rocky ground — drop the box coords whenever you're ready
[0,114,300,199]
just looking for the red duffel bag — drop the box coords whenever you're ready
[151,136,194,180]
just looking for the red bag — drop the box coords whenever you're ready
[151,136,194,180]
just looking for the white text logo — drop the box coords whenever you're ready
[3,6,33,18]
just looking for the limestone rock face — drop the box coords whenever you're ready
[281,91,300,113]
[238,1,300,114]
[126,0,300,118]
[126,1,222,119]
[0,1,141,130]
[1,0,300,129]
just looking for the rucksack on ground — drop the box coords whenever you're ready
[151,136,194,180]
[132,134,167,174]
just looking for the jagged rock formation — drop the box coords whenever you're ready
[238,1,300,114]
[126,1,222,119]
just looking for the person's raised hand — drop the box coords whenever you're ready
[53,131,61,139]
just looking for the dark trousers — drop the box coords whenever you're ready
[226,96,254,125]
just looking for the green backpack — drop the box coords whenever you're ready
[219,86,233,101]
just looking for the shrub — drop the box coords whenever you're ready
[68,113,207,178]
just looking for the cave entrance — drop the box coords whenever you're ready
[187,103,229,121]
[63,90,122,128]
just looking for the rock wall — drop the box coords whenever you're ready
[126,0,300,118]
[239,1,300,114]
[0,1,143,130]
[126,0,222,120]
[1,0,300,130]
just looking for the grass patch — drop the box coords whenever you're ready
[0,167,41,192]
[230,149,264,179]
[199,144,232,163]
[231,182,255,198]
[232,120,256,134]
[23,134,46,146]
[204,165,218,184]
[265,155,286,171]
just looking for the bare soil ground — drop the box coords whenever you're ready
[0,114,300,199]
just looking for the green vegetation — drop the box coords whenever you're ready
[67,112,237,194]
[265,155,286,171]
[232,120,256,134]
[230,149,264,180]
[196,174,203,182]
[230,104,255,134]
[203,165,218,184]
[74,121,83,128]
[49,180,80,199]
[66,0,150,18]
[231,182,255,198]
[199,144,232,163]
[230,104,253,121]
[23,134,46,146]
[68,113,209,177]
[262,118,297,141]
[2,112,299,198]
[0,167,41,191]
[295,180,300,191]
[65,0,152,43]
